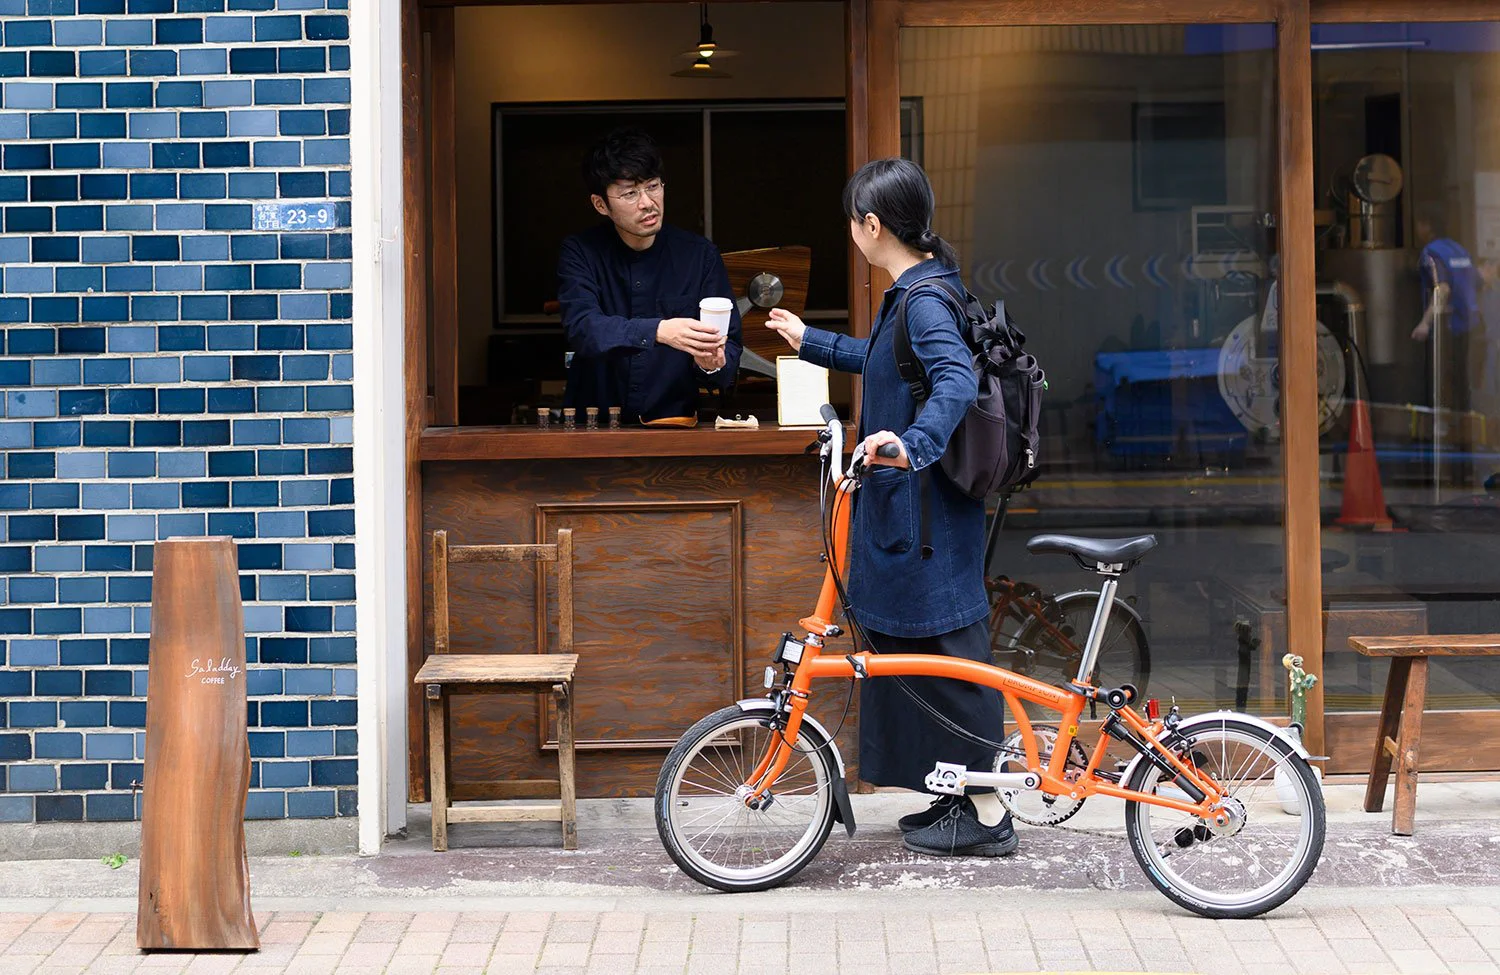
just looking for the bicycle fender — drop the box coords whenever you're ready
[734,698,857,837]
[1053,589,1147,627]
[1118,711,1310,790]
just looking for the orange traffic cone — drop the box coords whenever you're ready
[1336,398,1393,530]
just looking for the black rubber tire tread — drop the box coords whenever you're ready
[655,705,839,893]
[1123,717,1326,919]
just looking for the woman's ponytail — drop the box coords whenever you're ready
[915,228,960,269]
[843,158,962,269]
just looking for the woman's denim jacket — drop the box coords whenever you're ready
[799,259,989,638]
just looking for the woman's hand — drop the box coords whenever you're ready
[860,430,910,469]
[766,308,806,352]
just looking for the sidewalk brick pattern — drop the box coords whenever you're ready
[0,0,355,826]
[2,903,1499,975]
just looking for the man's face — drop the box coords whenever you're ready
[593,178,665,240]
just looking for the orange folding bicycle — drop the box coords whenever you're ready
[655,407,1326,919]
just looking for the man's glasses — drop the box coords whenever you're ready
[608,179,665,206]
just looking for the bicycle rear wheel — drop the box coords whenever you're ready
[1123,716,1324,919]
[655,705,838,892]
[1008,592,1150,694]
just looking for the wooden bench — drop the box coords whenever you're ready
[415,529,579,851]
[1349,634,1500,835]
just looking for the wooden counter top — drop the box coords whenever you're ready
[419,422,842,461]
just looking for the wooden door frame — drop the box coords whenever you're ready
[864,0,1328,758]
[400,0,867,802]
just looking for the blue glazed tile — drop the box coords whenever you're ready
[85,793,136,822]
[281,543,330,572]
[131,483,178,509]
[260,760,309,788]
[276,108,323,136]
[156,451,204,479]
[105,573,147,601]
[106,327,154,355]
[10,764,57,790]
[179,172,227,199]
[156,324,205,351]
[81,545,130,571]
[81,482,129,508]
[230,234,276,261]
[104,81,151,108]
[109,640,147,668]
[204,264,251,290]
[253,14,299,41]
[104,204,153,230]
[109,761,143,793]
[55,82,103,109]
[256,448,303,475]
[105,513,153,541]
[33,420,83,447]
[151,142,200,169]
[33,607,83,635]
[7,389,57,418]
[8,513,57,541]
[278,236,326,263]
[9,575,57,601]
[6,638,57,665]
[129,295,178,323]
[179,48,227,77]
[157,513,204,538]
[126,49,175,77]
[7,451,57,478]
[84,733,134,760]
[130,235,178,261]
[109,700,145,728]
[181,295,228,320]
[28,50,77,78]
[242,604,281,633]
[253,263,300,290]
[158,388,205,414]
[35,795,86,822]
[5,206,53,232]
[227,107,276,137]
[231,354,279,380]
[181,419,231,446]
[277,46,324,73]
[78,50,126,77]
[127,112,175,140]
[327,110,349,136]
[284,730,332,758]
[204,203,250,229]
[207,324,253,351]
[3,142,50,168]
[258,510,305,538]
[80,236,129,264]
[59,761,107,787]
[60,638,109,665]
[206,446,254,473]
[101,261,150,289]
[303,138,349,167]
[202,79,251,108]
[127,171,176,199]
[244,790,284,819]
[207,387,254,413]
[282,417,328,444]
[226,171,274,199]
[3,19,53,45]
[58,701,104,727]
[56,513,106,540]
[204,15,252,43]
[310,758,356,786]
[55,19,104,46]
[105,452,154,478]
[83,420,129,447]
[180,481,226,507]
[64,270,111,297]
[202,140,248,168]
[231,481,278,508]
[180,110,227,138]
[0,609,35,635]
[32,111,81,139]
[130,356,180,384]
[104,19,151,46]
[231,418,279,445]
[287,789,335,819]
[5,82,55,110]
[83,669,131,696]
[255,386,302,412]
[156,18,204,44]
[35,235,84,263]
[182,355,231,382]
[154,261,203,288]
[58,389,104,415]
[229,47,275,74]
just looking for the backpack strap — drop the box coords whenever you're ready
[891,278,970,563]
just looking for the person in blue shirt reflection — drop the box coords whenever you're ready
[1411,204,1482,423]
[556,128,742,424]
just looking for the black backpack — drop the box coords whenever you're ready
[893,279,1045,504]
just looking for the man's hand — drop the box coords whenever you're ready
[694,346,727,373]
[766,309,807,352]
[658,318,726,357]
[1412,320,1432,342]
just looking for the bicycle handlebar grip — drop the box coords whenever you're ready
[875,443,901,459]
[819,404,839,424]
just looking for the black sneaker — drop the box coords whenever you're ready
[897,794,962,833]
[903,800,1019,857]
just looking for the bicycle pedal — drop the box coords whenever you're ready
[924,762,968,796]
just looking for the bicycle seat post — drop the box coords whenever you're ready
[1074,562,1124,687]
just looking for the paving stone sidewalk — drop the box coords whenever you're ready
[5,886,1500,975]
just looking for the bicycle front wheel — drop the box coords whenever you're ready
[1124,716,1325,919]
[655,705,838,892]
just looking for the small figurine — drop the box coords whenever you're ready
[1282,653,1318,730]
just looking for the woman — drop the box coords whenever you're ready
[766,158,1015,858]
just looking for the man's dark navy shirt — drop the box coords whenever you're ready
[557,223,742,422]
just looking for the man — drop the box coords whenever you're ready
[556,128,742,424]
[1411,204,1481,424]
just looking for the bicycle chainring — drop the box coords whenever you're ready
[994,725,1090,827]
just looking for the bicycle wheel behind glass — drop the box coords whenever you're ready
[655,705,838,893]
[1010,593,1150,694]
[1123,716,1325,919]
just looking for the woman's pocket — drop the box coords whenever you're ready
[860,467,917,554]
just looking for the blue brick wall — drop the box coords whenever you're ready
[0,0,355,825]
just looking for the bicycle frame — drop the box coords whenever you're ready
[742,440,1229,824]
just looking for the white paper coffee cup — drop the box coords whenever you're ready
[699,297,733,337]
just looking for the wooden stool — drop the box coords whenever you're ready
[1350,634,1500,835]
[416,529,580,851]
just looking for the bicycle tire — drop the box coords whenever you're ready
[1123,716,1325,919]
[1008,593,1150,695]
[655,705,838,893]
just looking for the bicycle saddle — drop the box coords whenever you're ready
[1026,533,1158,567]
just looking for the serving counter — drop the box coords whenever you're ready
[416,423,859,799]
